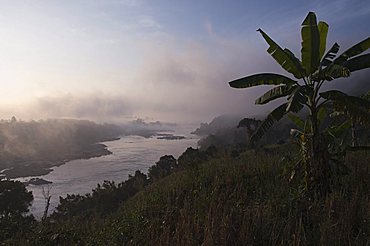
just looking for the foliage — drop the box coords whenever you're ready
[0,180,33,219]
[229,12,370,195]
[0,180,34,241]
[52,170,148,220]
[9,147,370,245]
[148,155,177,182]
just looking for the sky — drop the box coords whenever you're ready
[0,0,369,123]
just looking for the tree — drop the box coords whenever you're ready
[228,12,370,195]
[0,180,33,219]
[0,180,34,241]
[41,186,52,222]
[237,118,261,147]
[148,155,177,182]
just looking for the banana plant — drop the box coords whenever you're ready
[229,12,370,195]
[326,90,370,147]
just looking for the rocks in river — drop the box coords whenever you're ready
[156,133,186,140]
[23,178,52,186]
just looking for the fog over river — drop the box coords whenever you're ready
[19,130,198,218]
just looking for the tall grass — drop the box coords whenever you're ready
[93,149,369,245]
[9,148,370,245]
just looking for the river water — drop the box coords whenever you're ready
[21,131,199,218]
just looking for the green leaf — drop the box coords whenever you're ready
[315,43,341,80]
[288,113,305,129]
[317,106,327,123]
[286,86,307,113]
[255,85,296,104]
[229,73,296,89]
[320,90,367,103]
[323,63,350,80]
[335,37,370,64]
[257,29,305,78]
[328,120,351,137]
[321,43,340,67]
[321,90,370,125]
[284,48,307,77]
[344,54,370,72]
[318,21,329,60]
[301,12,320,74]
[251,103,288,142]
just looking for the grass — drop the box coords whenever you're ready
[8,147,370,245]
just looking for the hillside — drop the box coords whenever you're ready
[7,146,370,245]
[192,115,296,150]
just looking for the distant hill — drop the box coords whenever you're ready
[123,118,176,138]
[0,118,124,178]
[192,114,294,150]
[191,114,245,136]
[0,118,177,179]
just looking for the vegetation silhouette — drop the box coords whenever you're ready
[229,12,370,196]
[0,180,34,241]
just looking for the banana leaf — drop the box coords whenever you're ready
[229,73,296,88]
[335,37,370,64]
[286,86,307,112]
[321,90,370,125]
[251,103,288,142]
[301,12,320,74]
[255,85,296,105]
[321,43,340,67]
[257,29,305,78]
[344,54,370,72]
[288,113,305,129]
[318,21,329,60]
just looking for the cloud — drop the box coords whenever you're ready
[124,36,278,122]
[0,36,271,123]
[36,94,132,118]
[0,93,134,122]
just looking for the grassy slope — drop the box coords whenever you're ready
[13,148,370,245]
[96,149,370,245]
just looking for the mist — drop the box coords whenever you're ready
[0,1,369,125]
[1,50,368,125]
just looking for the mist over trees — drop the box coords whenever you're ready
[192,114,295,150]
[0,118,122,177]
[0,117,177,179]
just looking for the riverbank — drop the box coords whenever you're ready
[1,142,114,179]
[22,134,199,218]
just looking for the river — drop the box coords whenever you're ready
[21,131,199,218]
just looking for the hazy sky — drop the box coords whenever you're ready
[0,0,369,123]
